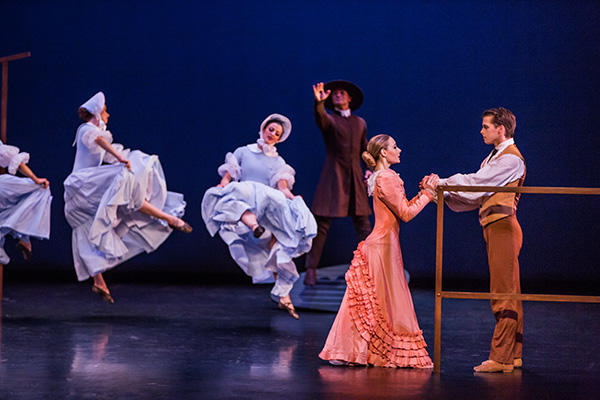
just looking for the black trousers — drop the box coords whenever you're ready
[304,215,371,270]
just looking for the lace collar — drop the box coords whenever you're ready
[248,142,278,157]
[366,169,399,196]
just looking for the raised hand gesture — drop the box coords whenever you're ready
[313,82,331,103]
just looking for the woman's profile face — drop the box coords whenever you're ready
[383,138,402,164]
[100,105,110,125]
[262,122,283,145]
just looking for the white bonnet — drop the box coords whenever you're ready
[259,113,292,143]
[80,91,105,118]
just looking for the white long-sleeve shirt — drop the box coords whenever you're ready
[439,139,525,212]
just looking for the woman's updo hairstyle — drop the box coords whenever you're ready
[361,134,391,170]
[263,118,284,131]
[78,107,94,122]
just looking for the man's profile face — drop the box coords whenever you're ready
[331,89,352,110]
[480,115,505,146]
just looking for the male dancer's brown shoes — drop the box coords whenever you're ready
[513,358,523,368]
[473,360,514,373]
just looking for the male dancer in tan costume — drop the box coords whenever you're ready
[433,107,525,373]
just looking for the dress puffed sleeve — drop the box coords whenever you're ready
[217,147,243,180]
[270,160,296,189]
[0,141,30,175]
[376,170,433,223]
[80,124,113,154]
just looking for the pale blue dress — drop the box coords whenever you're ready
[64,122,186,281]
[0,140,52,264]
[202,144,317,297]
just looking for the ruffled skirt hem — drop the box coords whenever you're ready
[321,242,433,369]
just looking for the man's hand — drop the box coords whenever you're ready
[313,82,331,103]
[363,169,373,184]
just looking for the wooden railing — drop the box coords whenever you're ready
[433,185,600,373]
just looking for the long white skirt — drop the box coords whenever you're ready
[0,174,52,264]
[201,181,317,297]
[64,150,186,281]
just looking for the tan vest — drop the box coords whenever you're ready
[478,144,526,227]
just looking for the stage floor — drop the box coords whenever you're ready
[0,282,598,399]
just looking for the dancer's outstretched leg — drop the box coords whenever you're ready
[240,210,265,238]
[139,200,192,233]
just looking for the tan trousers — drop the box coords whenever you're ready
[483,215,523,364]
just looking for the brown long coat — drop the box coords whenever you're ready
[310,101,371,217]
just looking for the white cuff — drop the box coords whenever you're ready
[270,164,295,189]
[8,152,30,175]
[217,152,241,180]
[81,129,113,154]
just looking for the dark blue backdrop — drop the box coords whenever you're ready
[1,1,599,286]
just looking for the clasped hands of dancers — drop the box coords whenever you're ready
[1,81,525,372]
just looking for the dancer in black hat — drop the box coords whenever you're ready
[304,80,372,285]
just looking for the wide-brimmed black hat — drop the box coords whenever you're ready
[323,80,364,111]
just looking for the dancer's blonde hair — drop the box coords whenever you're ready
[361,134,391,170]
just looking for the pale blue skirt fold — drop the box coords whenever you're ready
[64,150,185,281]
[201,181,317,296]
[0,175,52,264]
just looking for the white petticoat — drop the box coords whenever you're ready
[201,181,317,297]
[0,175,52,264]
[64,150,186,281]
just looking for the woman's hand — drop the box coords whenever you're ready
[280,188,295,200]
[33,177,50,189]
[420,174,439,191]
[277,179,295,199]
[120,158,132,170]
[17,163,49,189]
[217,172,232,188]
[217,178,231,188]
[313,82,331,103]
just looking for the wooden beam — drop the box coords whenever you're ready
[439,185,600,195]
[433,188,445,373]
[433,184,599,373]
[1,52,31,143]
[441,291,600,303]
[0,52,31,64]
[1,61,7,143]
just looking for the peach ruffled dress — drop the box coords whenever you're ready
[319,169,433,368]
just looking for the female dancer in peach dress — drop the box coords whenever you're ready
[319,134,437,368]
